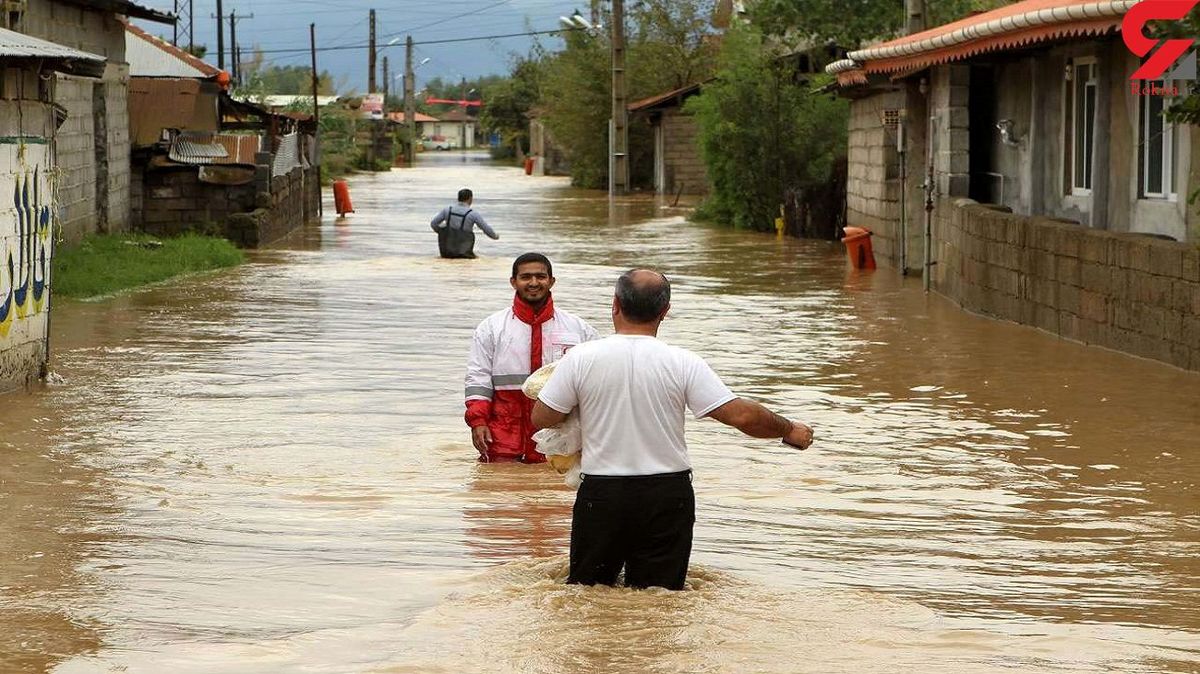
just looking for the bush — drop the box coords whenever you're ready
[687,24,848,232]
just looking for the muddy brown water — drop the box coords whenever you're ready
[2,152,1198,673]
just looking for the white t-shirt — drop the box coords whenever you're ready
[538,335,736,476]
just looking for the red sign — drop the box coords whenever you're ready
[1122,0,1197,80]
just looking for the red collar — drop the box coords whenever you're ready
[513,294,554,325]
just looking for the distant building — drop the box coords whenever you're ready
[433,107,478,148]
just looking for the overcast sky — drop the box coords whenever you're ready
[135,0,578,94]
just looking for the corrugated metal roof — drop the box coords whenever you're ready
[169,132,261,165]
[0,26,106,77]
[125,24,221,78]
[59,0,175,24]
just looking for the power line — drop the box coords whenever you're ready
[234,26,575,55]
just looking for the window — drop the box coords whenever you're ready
[1139,81,1176,199]
[1066,59,1098,195]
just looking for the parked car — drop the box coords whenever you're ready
[425,135,457,151]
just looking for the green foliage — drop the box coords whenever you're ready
[751,0,1007,49]
[316,105,362,182]
[239,58,337,98]
[687,24,848,232]
[536,0,719,188]
[479,57,543,159]
[54,234,244,299]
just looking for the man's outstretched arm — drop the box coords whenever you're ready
[471,213,499,240]
[705,398,813,449]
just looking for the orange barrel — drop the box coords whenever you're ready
[524,157,534,175]
[333,179,354,216]
[841,226,877,270]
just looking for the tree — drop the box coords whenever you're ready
[687,23,847,232]
[478,57,542,159]
[751,0,1006,50]
[535,0,720,188]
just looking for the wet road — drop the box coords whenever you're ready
[2,151,1199,673]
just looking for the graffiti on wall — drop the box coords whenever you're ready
[1,140,53,340]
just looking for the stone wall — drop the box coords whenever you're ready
[935,199,1200,371]
[660,109,708,196]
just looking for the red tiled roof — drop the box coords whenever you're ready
[829,0,1133,85]
[388,111,439,123]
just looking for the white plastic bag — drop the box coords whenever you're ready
[523,362,583,488]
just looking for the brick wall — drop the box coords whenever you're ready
[660,109,708,196]
[935,199,1200,371]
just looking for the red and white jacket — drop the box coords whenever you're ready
[465,295,599,462]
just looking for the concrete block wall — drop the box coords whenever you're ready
[935,198,1200,371]
[846,90,903,260]
[21,2,132,242]
[139,168,257,237]
[661,109,709,196]
[0,98,55,392]
[139,163,320,248]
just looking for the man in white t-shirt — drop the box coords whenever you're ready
[532,269,813,590]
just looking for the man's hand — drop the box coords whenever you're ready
[471,425,493,461]
[783,421,814,450]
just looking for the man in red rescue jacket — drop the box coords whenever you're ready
[465,253,600,462]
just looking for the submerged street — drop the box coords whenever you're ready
[2,152,1199,672]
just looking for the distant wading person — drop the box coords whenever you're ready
[431,188,498,259]
[464,253,600,463]
[531,269,814,591]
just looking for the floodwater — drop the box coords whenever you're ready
[2,151,1198,673]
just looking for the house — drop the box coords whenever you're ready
[432,107,477,148]
[0,27,105,391]
[16,0,174,242]
[125,26,320,247]
[387,110,439,140]
[629,83,708,197]
[828,0,1200,371]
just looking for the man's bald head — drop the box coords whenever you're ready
[614,269,671,323]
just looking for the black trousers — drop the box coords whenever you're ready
[567,470,695,591]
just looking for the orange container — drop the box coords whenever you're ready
[333,179,354,216]
[842,226,876,270]
[524,157,534,175]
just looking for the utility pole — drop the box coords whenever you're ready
[368,8,377,93]
[214,0,224,71]
[230,10,237,81]
[310,23,322,216]
[227,12,253,82]
[610,0,628,195]
[382,56,389,108]
[405,35,416,166]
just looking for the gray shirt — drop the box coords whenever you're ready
[430,202,499,239]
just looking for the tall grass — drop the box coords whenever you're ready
[53,233,245,299]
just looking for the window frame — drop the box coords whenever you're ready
[1067,57,1098,197]
[1139,80,1177,201]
